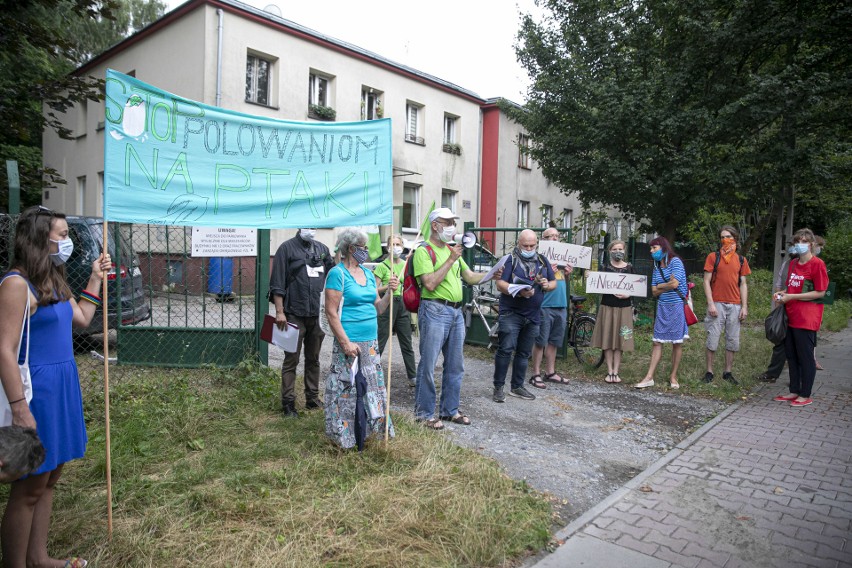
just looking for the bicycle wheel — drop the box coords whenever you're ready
[572,316,604,368]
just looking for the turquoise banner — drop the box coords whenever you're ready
[104,70,392,228]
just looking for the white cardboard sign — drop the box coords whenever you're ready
[537,241,594,269]
[191,227,257,257]
[585,271,648,298]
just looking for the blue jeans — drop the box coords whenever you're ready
[493,310,540,390]
[414,300,466,420]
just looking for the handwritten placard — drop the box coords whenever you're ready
[104,70,392,228]
[537,241,594,269]
[585,271,648,298]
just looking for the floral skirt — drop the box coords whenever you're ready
[324,339,394,449]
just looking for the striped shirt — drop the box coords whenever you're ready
[652,257,688,304]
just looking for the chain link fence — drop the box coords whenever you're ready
[0,214,267,379]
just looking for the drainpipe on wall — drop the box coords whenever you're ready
[216,8,224,106]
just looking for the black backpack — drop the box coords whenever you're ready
[710,251,745,286]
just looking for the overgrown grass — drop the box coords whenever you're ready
[0,362,551,567]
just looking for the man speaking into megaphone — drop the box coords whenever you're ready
[412,207,500,430]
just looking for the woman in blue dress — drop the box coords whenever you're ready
[0,206,110,568]
[323,228,398,449]
[635,237,689,390]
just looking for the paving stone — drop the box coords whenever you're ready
[681,542,731,567]
[653,545,700,568]
[615,533,660,558]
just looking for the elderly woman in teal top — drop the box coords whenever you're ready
[324,228,398,449]
[374,234,417,386]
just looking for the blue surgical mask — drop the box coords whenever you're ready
[792,243,809,255]
[651,249,664,262]
[351,247,369,264]
[787,246,796,255]
[814,247,821,256]
[49,238,74,266]
[519,249,536,259]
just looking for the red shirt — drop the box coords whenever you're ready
[784,256,828,331]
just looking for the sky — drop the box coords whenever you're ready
[163,0,545,102]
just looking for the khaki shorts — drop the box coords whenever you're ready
[705,302,742,352]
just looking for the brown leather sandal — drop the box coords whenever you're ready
[544,372,569,384]
[419,418,444,430]
[529,375,547,389]
[440,413,472,425]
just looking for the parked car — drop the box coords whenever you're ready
[0,214,150,339]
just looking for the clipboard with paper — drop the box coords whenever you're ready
[260,315,300,352]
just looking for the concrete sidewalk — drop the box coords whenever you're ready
[530,324,852,568]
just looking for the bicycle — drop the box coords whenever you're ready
[463,285,500,349]
[566,294,604,368]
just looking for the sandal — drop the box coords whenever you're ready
[439,413,472,425]
[529,375,547,389]
[544,372,569,384]
[605,374,616,383]
[612,374,622,383]
[419,418,444,430]
[64,559,88,568]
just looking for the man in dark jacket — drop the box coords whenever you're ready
[269,228,335,417]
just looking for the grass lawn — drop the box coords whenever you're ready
[0,362,551,567]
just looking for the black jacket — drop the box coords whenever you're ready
[268,235,335,317]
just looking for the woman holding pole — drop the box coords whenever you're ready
[323,228,398,449]
[0,206,110,568]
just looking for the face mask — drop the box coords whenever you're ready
[610,251,625,262]
[814,247,821,256]
[792,243,809,255]
[787,246,797,255]
[392,246,403,257]
[351,247,369,264]
[49,238,74,266]
[651,249,664,262]
[299,229,316,241]
[720,237,735,249]
[439,225,457,243]
[519,249,536,259]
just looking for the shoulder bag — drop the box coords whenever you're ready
[0,283,33,426]
[656,264,698,326]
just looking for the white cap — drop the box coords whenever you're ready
[429,207,460,223]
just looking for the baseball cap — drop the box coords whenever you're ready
[429,207,460,223]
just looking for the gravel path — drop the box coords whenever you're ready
[269,332,727,525]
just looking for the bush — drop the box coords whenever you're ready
[822,219,852,301]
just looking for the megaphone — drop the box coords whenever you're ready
[452,231,478,249]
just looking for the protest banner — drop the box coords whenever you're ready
[537,240,594,269]
[585,271,648,298]
[103,70,392,228]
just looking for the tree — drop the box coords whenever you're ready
[0,0,165,208]
[506,0,851,246]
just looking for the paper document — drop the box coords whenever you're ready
[349,356,358,385]
[260,315,300,353]
[478,254,510,284]
[507,284,533,297]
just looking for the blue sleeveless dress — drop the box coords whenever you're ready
[3,272,88,475]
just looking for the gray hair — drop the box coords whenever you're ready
[335,228,368,257]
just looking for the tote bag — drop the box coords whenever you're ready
[764,305,787,345]
[0,284,33,427]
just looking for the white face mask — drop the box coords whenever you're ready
[299,229,316,241]
[49,238,74,266]
[438,225,457,243]
[392,246,403,257]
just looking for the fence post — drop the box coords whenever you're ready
[255,229,270,364]
[6,160,20,214]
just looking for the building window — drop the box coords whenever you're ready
[308,72,335,120]
[76,176,86,215]
[405,103,424,145]
[518,134,532,169]
[441,189,456,212]
[402,183,420,230]
[361,88,383,120]
[246,54,272,106]
[517,200,530,228]
[562,209,573,230]
[628,220,635,237]
[541,204,553,227]
[442,115,461,154]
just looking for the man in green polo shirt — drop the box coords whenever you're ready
[374,234,417,386]
[413,207,499,430]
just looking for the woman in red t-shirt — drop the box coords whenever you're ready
[772,228,829,407]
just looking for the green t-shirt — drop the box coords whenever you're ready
[413,244,469,302]
[373,258,405,297]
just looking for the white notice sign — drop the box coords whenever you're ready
[585,271,648,298]
[191,227,257,257]
[537,241,594,269]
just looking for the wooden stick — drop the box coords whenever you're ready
[102,219,113,538]
[384,226,395,443]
